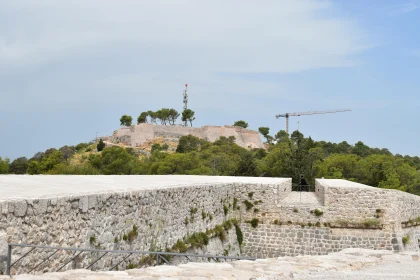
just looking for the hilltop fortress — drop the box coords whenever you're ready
[108,123,265,149]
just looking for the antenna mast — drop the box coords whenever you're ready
[183,84,188,126]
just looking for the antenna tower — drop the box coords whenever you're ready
[183,84,188,126]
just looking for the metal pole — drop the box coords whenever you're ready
[6,244,11,276]
[286,115,289,134]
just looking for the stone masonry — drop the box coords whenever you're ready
[0,175,419,275]
[109,123,264,149]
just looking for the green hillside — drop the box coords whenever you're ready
[1,130,419,196]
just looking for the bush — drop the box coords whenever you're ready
[293,208,298,213]
[97,139,105,152]
[234,224,243,246]
[363,219,380,228]
[250,218,259,228]
[172,239,188,253]
[214,225,227,242]
[243,200,254,211]
[233,197,238,209]
[223,204,229,216]
[89,235,96,245]
[313,209,323,216]
[402,235,410,246]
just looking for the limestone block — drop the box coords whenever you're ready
[0,232,7,256]
[88,195,97,209]
[33,199,48,214]
[13,201,27,217]
[79,197,89,213]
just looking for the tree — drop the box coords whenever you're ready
[148,111,157,124]
[97,139,105,152]
[10,157,29,174]
[233,120,248,129]
[274,130,289,143]
[120,115,133,127]
[137,112,148,124]
[181,109,195,126]
[59,145,75,162]
[89,146,137,175]
[258,127,272,143]
[168,109,180,125]
[0,157,10,174]
[352,141,371,157]
[176,135,205,153]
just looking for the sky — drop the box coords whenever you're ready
[1,0,419,160]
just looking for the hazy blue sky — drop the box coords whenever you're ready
[1,0,419,160]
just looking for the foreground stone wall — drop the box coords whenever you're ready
[0,178,289,274]
[111,124,264,149]
[241,224,393,258]
[1,176,420,275]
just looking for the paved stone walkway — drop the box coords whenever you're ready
[1,249,419,280]
[281,192,321,206]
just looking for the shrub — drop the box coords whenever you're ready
[85,147,92,152]
[402,235,410,246]
[186,232,210,248]
[214,225,227,242]
[273,219,281,225]
[89,235,96,245]
[114,237,119,243]
[250,218,259,228]
[313,209,323,216]
[201,210,207,220]
[363,219,381,228]
[127,225,139,242]
[223,204,229,216]
[248,192,254,199]
[222,220,233,230]
[315,222,321,227]
[293,208,298,213]
[97,139,105,152]
[233,197,238,209]
[336,219,349,227]
[123,234,128,241]
[243,200,254,211]
[235,224,243,246]
[172,239,188,253]
[307,222,312,227]
[126,263,137,269]
[254,208,259,213]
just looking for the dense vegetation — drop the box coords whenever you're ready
[1,130,419,196]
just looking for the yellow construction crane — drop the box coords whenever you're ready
[275,109,351,134]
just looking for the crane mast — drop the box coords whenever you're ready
[275,109,351,133]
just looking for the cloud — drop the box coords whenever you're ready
[386,1,420,15]
[0,0,371,111]
[0,0,368,71]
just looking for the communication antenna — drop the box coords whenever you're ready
[183,83,188,126]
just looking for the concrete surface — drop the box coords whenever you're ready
[0,175,289,202]
[1,248,419,279]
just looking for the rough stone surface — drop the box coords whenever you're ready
[1,248,419,279]
[1,176,420,276]
[109,123,265,149]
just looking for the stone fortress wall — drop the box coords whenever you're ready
[110,123,265,149]
[1,176,420,275]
